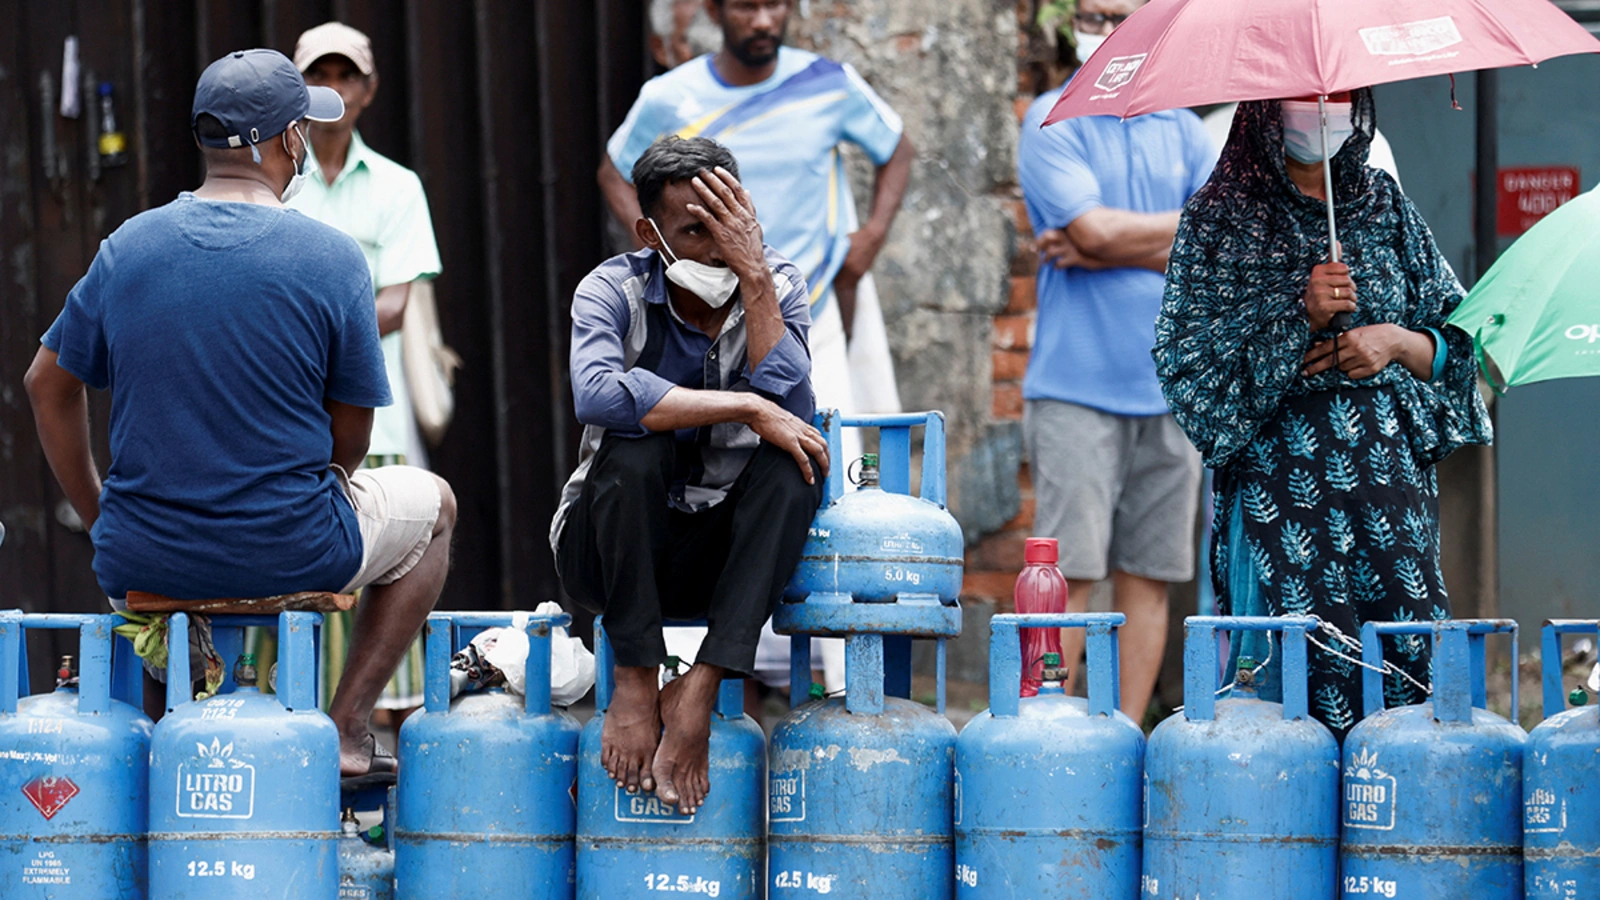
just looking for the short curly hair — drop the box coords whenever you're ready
[631,135,740,219]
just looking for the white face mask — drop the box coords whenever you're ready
[1074,30,1108,63]
[648,218,740,309]
[279,124,312,203]
[1280,100,1355,165]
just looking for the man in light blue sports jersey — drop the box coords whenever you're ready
[1018,0,1215,722]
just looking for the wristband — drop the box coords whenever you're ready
[1422,327,1447,382]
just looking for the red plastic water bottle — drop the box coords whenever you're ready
[1016,537,1069,698]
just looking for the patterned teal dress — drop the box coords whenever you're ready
[1154,93,1493,738]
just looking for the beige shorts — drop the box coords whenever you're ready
[334,464,443,592]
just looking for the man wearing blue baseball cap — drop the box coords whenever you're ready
[24,49,456,778]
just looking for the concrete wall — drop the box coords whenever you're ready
[790,0,1022,536]
[789,0,1022,682]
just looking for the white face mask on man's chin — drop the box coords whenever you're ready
[648,218,741,309]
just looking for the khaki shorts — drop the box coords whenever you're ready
[334,464,442,592]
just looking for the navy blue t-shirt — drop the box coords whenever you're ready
[42,193,392,600]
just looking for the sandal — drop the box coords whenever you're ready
[340,733,398,789]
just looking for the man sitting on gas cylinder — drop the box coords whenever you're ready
[24,49,456,779]
[552,135,826,815]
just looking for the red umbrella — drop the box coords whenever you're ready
[1043,0,1600,124]
[1041,0,1600,283]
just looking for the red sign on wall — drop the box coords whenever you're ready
[1498,167,1581,238]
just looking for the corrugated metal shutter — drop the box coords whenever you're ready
[1555,0,1600,33]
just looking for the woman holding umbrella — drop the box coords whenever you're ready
[1153,89,1492,737]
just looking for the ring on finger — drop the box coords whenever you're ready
[1333,287,1342,299]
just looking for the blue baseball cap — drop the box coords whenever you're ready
[191,49,343,153]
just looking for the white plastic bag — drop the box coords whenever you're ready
[539,602,597,706]
[460,604,595,707]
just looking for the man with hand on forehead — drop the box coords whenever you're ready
[552,136,825,815]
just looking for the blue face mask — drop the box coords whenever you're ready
[1281,100,1354,165]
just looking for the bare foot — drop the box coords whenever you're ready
[602,666,661,794]
[339,733,372,778]
[653,663,722,815]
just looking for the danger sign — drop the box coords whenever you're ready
[1498,167,1581,238]
[22,775,79,820]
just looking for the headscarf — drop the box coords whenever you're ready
[1154,90,1492,470]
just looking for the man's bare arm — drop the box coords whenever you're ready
[836,136,915,340]
[24,348,102,533]
[1065,208,1181,262]
[1076,248,1169,274]
[326,399,374,472]
[598,157,646,250]
[1038,228,1170,274]
[640,388,828,483]
[375,282,411,337]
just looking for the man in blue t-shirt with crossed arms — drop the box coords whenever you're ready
[1018,0,1215,723]
[24,49,454,778]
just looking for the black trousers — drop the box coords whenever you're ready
[556,432,823,676]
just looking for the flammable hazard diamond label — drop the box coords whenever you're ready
[22,775,79,820]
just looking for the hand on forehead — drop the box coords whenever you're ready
[654,179,705,226]
[662,168,744,216]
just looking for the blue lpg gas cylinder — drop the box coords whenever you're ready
[1143,616,1339,899]
[1341,620,1525,900]
[1525,620,1600,899]
[576,619,765,900]
[397,612,581,899]
[781,413,963,637]
[148,611,338,898]
[0,613,152,898]
[956,612,1143,898]
[768,631,957,899]
[337,803,394,900]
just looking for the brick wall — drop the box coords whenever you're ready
[959,3,1065,612]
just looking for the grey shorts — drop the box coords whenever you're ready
[1025,399,1202,583]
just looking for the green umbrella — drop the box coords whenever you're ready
[1449,187,1600,393]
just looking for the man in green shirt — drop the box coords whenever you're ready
[289,21,443,467]
[288,22,444,722]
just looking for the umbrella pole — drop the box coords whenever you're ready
[1319,94,1339,263]
[1319,94,1347,370]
